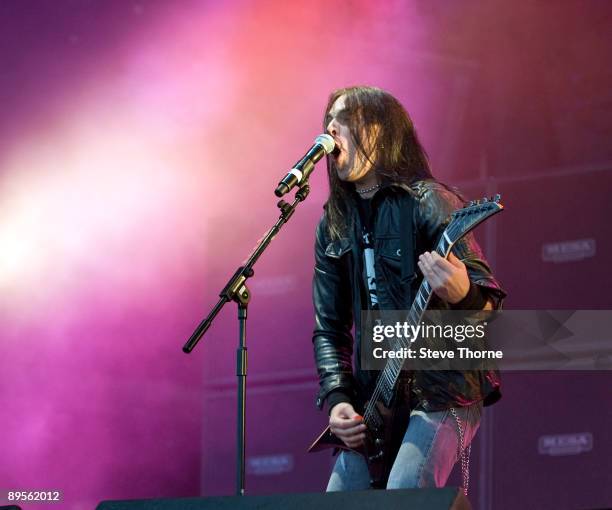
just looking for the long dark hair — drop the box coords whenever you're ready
[323,86,433,240]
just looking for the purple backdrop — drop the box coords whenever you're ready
[0,1,610,509]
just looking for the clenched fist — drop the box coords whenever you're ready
[329,402,367,448]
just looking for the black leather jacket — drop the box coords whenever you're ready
[312,179,507,412]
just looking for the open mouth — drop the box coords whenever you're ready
[331,145,341,158]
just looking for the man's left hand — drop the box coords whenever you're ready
[418,251,470,304]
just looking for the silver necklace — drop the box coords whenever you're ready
[356,183,380,194]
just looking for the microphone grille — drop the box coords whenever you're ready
[315,134,336,154]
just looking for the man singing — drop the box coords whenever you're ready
[312,86,506,491]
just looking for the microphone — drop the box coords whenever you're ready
[274,134,336,197]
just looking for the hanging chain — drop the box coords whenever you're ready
[450,407,471,496]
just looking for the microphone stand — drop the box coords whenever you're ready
[182,182,311,496]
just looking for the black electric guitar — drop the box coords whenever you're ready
[308,195,504,488]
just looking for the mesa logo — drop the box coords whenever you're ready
[249,275,297,295]
[541,238,596,262]
[538,432,593,456]
[247,454,294,475]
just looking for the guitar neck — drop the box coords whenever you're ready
[410,233,452,321]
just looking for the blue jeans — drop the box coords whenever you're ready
[326,403,482,491]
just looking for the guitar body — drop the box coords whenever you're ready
[308,396,411,489]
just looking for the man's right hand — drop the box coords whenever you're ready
[329,402,367,448]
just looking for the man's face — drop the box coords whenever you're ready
[326,95,378,183]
